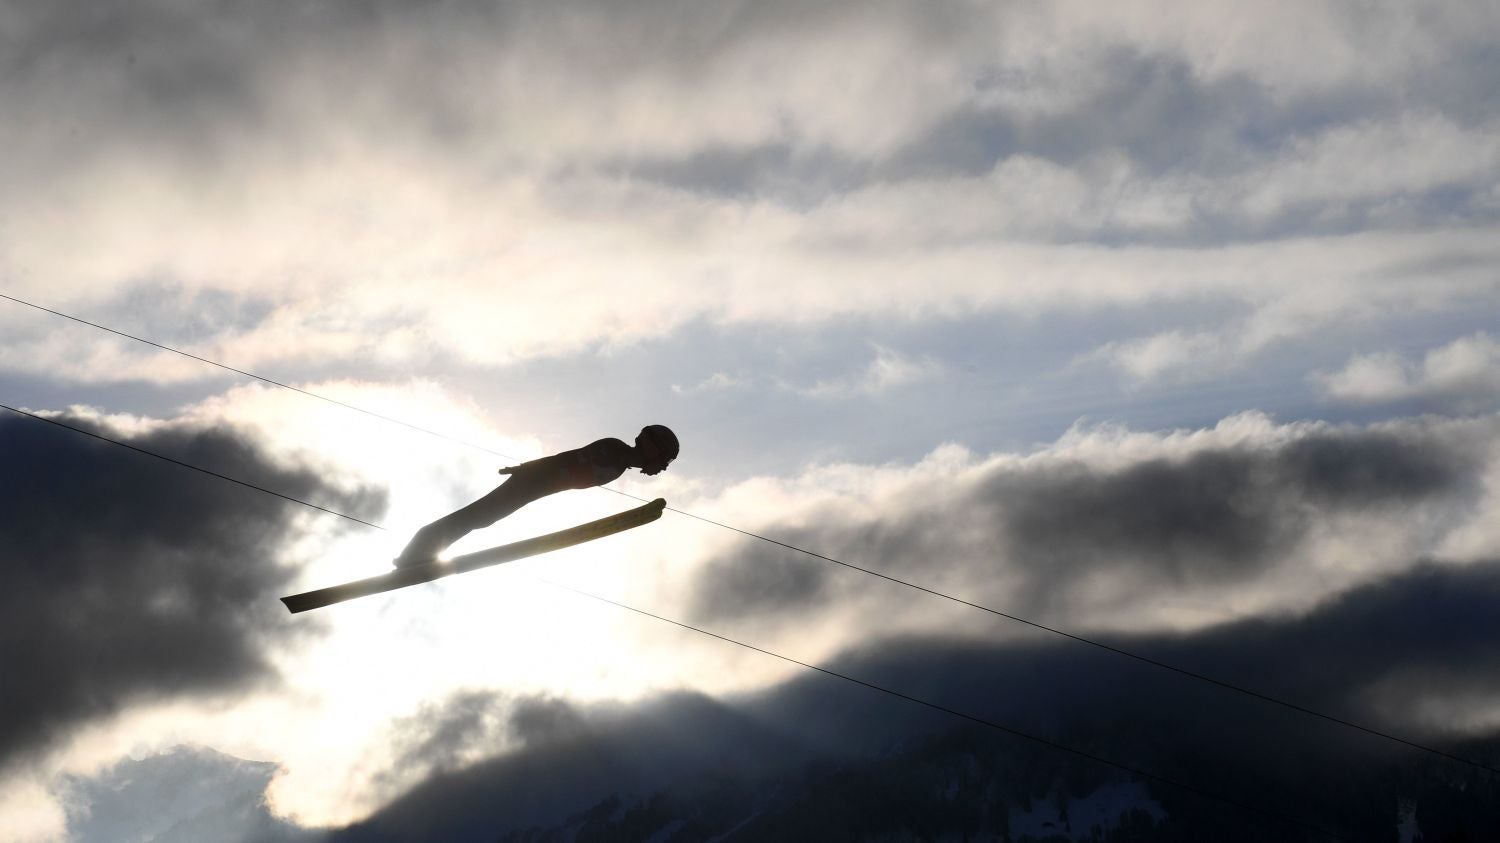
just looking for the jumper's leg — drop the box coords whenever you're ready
[394,478,545,567]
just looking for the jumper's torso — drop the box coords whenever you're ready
[513,438,633,493]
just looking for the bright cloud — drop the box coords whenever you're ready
[1318,333,1500,409]
[1088,330,1229,383]
[798,343,946,397]
[2,2,1498,386]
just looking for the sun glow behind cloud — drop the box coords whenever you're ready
[108,379,793,826]
[13,378,1500,834]
[3,373,818,831]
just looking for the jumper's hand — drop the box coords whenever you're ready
[498,466,518,474]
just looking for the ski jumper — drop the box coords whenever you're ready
[397,438,633,565]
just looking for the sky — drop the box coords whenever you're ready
[2,1,1500,840]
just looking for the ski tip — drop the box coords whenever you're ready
[636,497,667,522]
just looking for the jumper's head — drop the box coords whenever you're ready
[635,424,679,475]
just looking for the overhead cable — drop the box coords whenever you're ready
[544,578,1347,841]
[0,402,385,531]
[4,289,1493,777]
[0,403,1356,839]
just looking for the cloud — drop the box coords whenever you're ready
[1317,332,1500,409]
[1087,329,1228,382]
[687,412,1495,636]
[336,690,808,841]
[671,371,751,395]
[26,406,1500,839]
[363,689,516,804]
[7,1,1493,172]
[1,1,1497,384]
[798,344,946,397]
[671,344,943,400]
[690,547,832,625]
[0,409,385,770]
[59,746,316,843]
[321,558,1500,840]
[1232,114,1500,222]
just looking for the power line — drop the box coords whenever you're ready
[0,402,386,531]
[0,394,1351,837]
[604,487,1500,777]
[0,292,515,460]
[543,578,1347,842]
[4,290,1494,777]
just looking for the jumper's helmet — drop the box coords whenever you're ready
[637,424,679,474]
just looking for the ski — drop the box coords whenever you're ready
[280,498,666,613]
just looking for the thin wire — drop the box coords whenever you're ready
[543,578,1348,842]
[0,403,386,531]
[5,290,1494,777]
[0,292,515,460]
[0,398,1355,837]
[602,488,1500,777]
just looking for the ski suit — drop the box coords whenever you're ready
[396,438,633,566]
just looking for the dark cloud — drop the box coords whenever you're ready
[998,428,1471,594]
[890,50,1300,182]
[387,689,507,779]
[1,1,271,164]
[692,421,1478,626]
[370,688,523,798]
[0,411,385,768]
[602,44,1500,243]
[1149,561,1500,726]
[507,694,591,747]
[104,281,278,347]
[331,560,1500,840]
[997,451,1297,584]
[690,548,831,625]
[599,142,873,207]
[2,0,810,159]
[1273,429,1468,505]
[4,0,1494,262]
[338,691,810,841]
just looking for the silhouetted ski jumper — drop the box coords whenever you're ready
[395,425,678,567]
